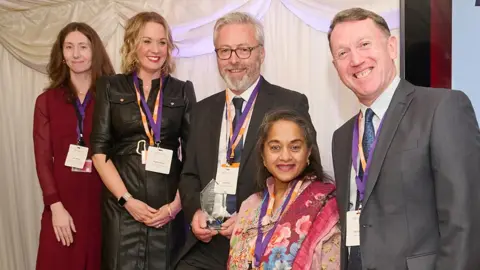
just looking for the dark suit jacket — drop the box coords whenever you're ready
[176,77,313,268]
[332,80,480,270]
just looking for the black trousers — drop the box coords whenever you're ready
[175,237,228,270]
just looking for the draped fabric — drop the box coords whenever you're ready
[0,0,399,72]
[0,0,400,269]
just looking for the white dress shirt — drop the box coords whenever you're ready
[348,76,401,210]
[217,76,261,166]
[212,77,261,217]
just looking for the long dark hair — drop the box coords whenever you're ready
[45,22,115,102]
[255,109,331,193]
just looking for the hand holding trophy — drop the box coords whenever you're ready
[200,179,232,229]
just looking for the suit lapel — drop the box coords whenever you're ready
[362,80,415,206]
[206,92,226,177]
[239,77,273,174]
[334,119,355,270]
[339,120,355,214]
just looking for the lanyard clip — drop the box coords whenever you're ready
[136,140,147,155]
[77,134,85,146]
[154,141,161,148]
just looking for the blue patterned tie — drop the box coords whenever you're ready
[226,97,244,214]
[362,108,376,161]
[349,108,375,270]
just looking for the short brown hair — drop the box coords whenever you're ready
[46,22,115,102]
[328,8,391,45]
[120,12,176,74]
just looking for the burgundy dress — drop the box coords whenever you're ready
[33,88,102,270]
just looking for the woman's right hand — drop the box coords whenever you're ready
[124,198,157,222]
[50,202,76,246]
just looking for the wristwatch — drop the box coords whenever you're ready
[118,192,132,207]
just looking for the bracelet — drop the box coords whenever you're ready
[123,192,132,201]
[167,204,173,219]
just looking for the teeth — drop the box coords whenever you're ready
[277,165,294,171]
[229,69,244,73]
[355,68,372,78]
[147,57,160,61]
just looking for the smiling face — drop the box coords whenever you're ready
[62,31,92,75]
[330,18,397,106]
[136,21,168,75]
[262,120,311,184]
[215,23,265,92]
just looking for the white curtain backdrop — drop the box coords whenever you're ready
[0,0,400,269]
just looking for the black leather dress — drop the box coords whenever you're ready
[91,73,196,270]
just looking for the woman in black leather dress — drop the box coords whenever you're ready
[91,12,196,270]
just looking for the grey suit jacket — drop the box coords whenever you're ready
[332,80,480,270]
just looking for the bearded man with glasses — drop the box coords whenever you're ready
[175,11,317,270]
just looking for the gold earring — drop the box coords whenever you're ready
[307,159,310,166]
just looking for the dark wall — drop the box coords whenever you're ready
[402,0,451,88]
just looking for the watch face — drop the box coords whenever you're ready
[118,197,126,206]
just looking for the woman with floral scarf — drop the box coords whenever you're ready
[228,109,340,270]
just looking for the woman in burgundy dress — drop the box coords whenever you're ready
[33,22,115,270]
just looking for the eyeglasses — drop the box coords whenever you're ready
[215,45,262,60]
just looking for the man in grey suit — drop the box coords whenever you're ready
[329,8,480,270]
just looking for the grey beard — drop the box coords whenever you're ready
[224,76,251,91]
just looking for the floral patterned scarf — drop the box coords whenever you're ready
[258,180,337,270]
[228,176,339,270]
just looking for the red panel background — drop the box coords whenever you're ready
[430,0,452,88]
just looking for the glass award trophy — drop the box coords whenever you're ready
[200,179,231,229]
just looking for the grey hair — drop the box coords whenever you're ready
[213,12,265,46]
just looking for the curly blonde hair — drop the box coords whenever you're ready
[120,12,176,74]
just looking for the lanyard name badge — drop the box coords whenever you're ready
[346,111,384,246]
[66,92,92,173]
[214,80,261,195]
[133,72,173,174]
[252,180,301,267]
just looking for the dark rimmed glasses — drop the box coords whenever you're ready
[215,45,263,60]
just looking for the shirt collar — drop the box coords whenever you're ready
[226,76,261,104]
[360,76,400,120]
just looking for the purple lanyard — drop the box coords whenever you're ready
[254,180,297,267]
[225,78,261,162]
[133,72,165,145]
[351,112,384,202]
[74,92,91,146]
